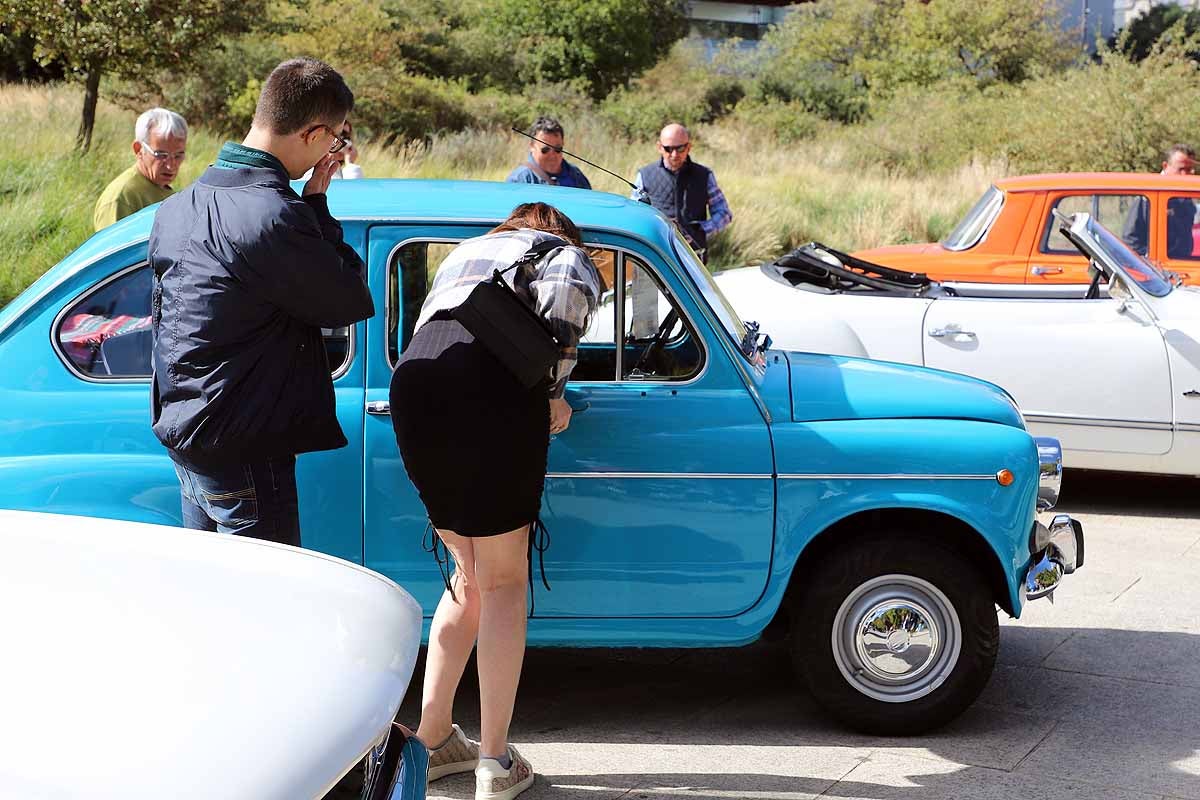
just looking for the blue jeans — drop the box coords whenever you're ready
[173,455,301,547]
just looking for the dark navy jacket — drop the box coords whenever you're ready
[149,163,374,470]
[636,157,712,251]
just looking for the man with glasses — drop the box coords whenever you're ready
[506,116,591,189]
[149,57,373,547]
[633,123,732,263]
[93,107,187,230]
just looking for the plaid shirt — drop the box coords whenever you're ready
[415,229,602,398]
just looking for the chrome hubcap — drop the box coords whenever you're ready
[832,574,962,703]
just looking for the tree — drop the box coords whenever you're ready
[1112,3,1200,62]
[755,0,1076,120]
[472,0,690,100]
[0,0,267,151]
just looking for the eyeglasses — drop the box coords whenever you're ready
[538,145,563,155]
[139,142,186,162]
[307,124,349,154]
[660,143,689,154]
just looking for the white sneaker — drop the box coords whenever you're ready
[475,745,534,800]
[426,723,480,782]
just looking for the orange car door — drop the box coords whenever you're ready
[1157,191,1200,283]
[1027,191,1149,283]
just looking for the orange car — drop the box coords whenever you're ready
[853,173,1200,284]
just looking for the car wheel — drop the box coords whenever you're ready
[793,536,999,735]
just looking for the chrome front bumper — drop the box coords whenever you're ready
[1025,513,1085,601]
[1026,437,1084,601]
[363,723,428,800]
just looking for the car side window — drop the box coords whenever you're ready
[577,250,702,382]
[1042,194,1148,255]
[1163,194,1200,260]
[386,241,458,366]
[621,255,703,381]
[57,264,353,379]
[57,265,153,378]
[386,242,700,382]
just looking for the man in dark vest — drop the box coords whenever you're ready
[633,123,732,263]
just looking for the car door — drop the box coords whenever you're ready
[922,294,1173,457]
[1158,190,1200,283]
[1027,192,1149,284]
[23,245,367,562]
[361,225,776,618]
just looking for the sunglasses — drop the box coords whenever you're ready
[538,145,564,155]
[660,143,689,154]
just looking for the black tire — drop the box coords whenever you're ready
[792,534,999,735]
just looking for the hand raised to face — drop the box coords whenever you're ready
[303,153,338,196]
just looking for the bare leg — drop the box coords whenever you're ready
[416,528,480,748]
[473,524,531,759]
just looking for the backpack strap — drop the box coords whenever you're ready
[493,236,567,278]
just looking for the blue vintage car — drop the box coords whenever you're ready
[0,180,1082,734]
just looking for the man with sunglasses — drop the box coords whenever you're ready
[506,116,591,189]
[633,123,732,263]
[93,107,188,230]
[149,57,373,547]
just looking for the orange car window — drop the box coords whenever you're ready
[1041,194,1147,256]
[1163,194,1200,261]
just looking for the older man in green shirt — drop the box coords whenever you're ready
[93,108,188,230]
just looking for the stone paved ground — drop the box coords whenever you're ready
[340,470,1200,800]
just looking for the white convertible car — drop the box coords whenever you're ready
[716,212,1200,476]
[0,510,426,800]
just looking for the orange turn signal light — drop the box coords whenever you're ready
[995,469,1015,486]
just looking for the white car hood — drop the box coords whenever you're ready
[713,267,870,358]
[0,510,423,800]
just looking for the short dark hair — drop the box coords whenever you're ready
[1166,143,1196,161]
[254,57,354,136]
[530,116,564,138]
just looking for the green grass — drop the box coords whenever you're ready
[0,83,989,307]
[0,85,225,307]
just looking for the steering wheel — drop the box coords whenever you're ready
[628,309,680,377]
[1084,265,1104,300]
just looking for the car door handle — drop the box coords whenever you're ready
[928,328,977,339]
[365,401,391,416]
[1031,265,1064,276]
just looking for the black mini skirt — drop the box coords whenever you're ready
[389,311,550,538]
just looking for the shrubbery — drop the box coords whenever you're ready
[842,37,1200,175]
[748,0,1075,124]
[600,42,744,139]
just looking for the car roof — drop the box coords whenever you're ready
[82,179,673,258]
[995,172,1200,193]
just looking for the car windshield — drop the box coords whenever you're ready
[1084,216,1174,298]
[671,233,750,358]
[941,186,1004,251]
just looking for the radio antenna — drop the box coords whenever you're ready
[511,127,649,204]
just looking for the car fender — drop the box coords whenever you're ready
[766,418,1039,618]
[0,454,180,526]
